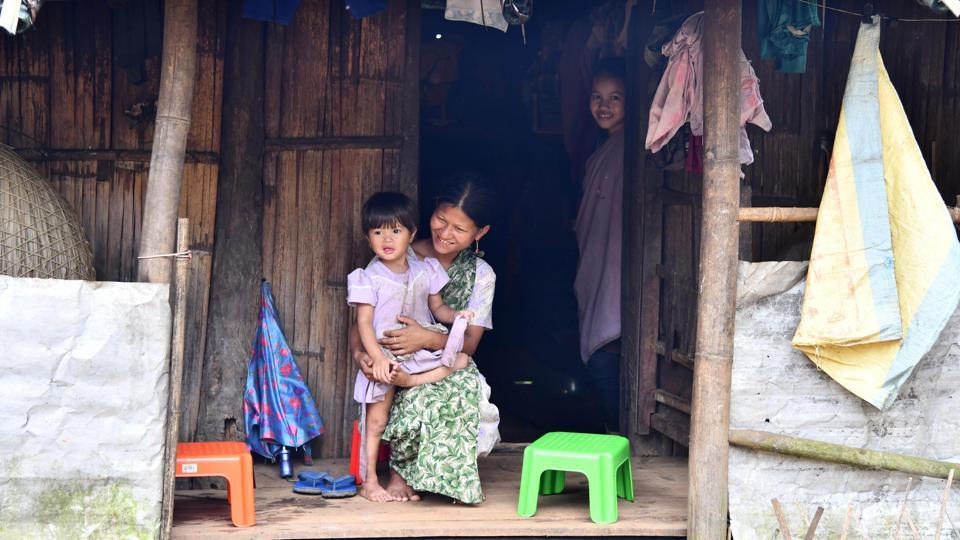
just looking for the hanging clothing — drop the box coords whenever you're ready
[383,249,501,504]
[444,0,508,32]
[758,0,820,74]
[345,0,387,19]
[646,12,772,169]
[242,0,301,25]
[686,134,704,174]
[574,129,624,364]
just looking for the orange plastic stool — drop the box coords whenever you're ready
[175,442,255,527]
[348,420,390,485]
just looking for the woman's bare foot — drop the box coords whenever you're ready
[386,469,421,502]
[359,480,396,502]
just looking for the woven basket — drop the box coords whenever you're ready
[0,145,95,280]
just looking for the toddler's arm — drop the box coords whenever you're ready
[428,293,473,324]
[393,353,470,387]
[356,304,398,383]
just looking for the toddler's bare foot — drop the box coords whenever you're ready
[359,481,396,502]
[386,469,421,502]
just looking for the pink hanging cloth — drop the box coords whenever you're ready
[646,12,772,169]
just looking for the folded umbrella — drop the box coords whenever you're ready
[244,281,324,459]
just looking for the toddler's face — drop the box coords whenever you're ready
[590,75,626,133]
[367,223,414,263]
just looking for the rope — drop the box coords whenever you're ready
[796,0,960,22]
[137,250,193,260]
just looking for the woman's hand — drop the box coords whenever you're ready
[379,316,446,355]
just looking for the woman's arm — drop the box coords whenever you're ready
[356,304,397,383]
[461,325,485,356]
[380,315,448,355]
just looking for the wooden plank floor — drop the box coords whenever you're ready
[172,453,687,538]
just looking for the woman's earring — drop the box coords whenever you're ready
[474,239,481,255]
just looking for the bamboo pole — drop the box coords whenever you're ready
[933,468,954,539]
[688,0,741,537]
[730,429,960,479]
[160,219,190,540]
[737,206,960,223]
[771,499,793,540]
[137,0,198,283]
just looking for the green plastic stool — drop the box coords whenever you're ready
[517,432,634,524]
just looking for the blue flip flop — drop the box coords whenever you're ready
[293,470,331,495]
[319,474,357,499]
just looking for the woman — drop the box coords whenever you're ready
[350,174,500,504]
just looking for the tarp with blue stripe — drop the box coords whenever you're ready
[792,19,960,409]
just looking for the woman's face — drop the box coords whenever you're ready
[430,203,490,256]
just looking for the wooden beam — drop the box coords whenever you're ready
[738,206,960,223]
[264,135,403,151]
[689,1,741,537]
[399,0,421,198]
[194,1,265,444]
[654,388,692,415]
[730,429,960,480]
[137,0,198,283]
[15,148,219,164]
[622,0,658,438]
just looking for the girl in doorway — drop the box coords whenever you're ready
[348,191,473,502]
[575,57,626,433]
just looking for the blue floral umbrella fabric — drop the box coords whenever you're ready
[244,281,324,458]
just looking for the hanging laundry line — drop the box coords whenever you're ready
[795,0,960,22]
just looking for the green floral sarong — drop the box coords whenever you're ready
[383,250,485,503]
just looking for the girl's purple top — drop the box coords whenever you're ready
[347,256,449,403]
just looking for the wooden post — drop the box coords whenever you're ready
[194,1,265,444]
[688,0,742,537]
[137,0,198,283]
[160,218,190,539]
[622,0,658,438]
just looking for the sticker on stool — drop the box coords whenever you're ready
[181,463,198,473]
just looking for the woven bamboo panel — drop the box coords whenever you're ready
[0,145,95,280]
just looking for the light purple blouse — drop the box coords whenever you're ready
[574,129,624,363]
[348,257,450,403]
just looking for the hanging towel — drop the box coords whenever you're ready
[242,0,301,25]
[792,20,960,409]
[345,0,387,19]
[645,12,772,168]
[444,0,509,32]
[758,0,821,73]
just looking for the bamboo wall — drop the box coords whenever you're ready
[259,0,417,457]
[0,1,225,452]
[0,0,415,458]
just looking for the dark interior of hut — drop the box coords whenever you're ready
[417,2,606,440]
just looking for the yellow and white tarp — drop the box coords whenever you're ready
[792,20,960,410]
